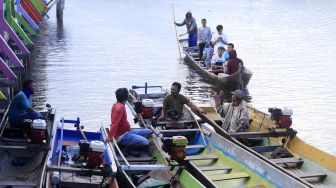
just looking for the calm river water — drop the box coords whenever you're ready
[28,0,336,155]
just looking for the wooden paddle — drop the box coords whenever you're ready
[171,4,182,59]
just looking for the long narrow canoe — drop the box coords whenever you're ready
[45,118,118,188]
[200,103,336,187]
[127,85,308,187]
[0,106,56,188]
[107,109,205,188]
[179,39,252,91]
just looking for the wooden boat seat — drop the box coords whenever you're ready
[210,172,250,181]
[185,154,218,161]
[159,129,199,137]
[157,119,202,125]
[250,145,282,153]
[0,181,37,187]
[198,166,232,171]
[228,130,297,139]
[295,172,327,179]
[270,157,303,165]
[186,145,206,150]
[119,156,156,163]
[247,185,266,188]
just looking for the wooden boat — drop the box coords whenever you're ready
[179,39,253,91]
[45,117,118,188]
[105,100,205,187]
[0,106,56,188]
[126,84,308,187]
[200,103,336,187]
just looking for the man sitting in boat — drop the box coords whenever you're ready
[158,82,204,121]
[8,79,43,127]
[227,43,234,52]
[226,49,244,75]
[211,25,228,54]
[210,46,229,74]
[203,43,214,68]
[105,88,153,150]
[216,89,249,133]
[175,10,198,47]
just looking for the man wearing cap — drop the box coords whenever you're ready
[216,89,249,133]
[175,11,198,47]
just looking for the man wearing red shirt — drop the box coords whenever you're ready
[105,88,152,149]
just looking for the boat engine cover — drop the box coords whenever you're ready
[87,151,104,168]
[29,119,47,143]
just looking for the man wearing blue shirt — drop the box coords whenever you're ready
[8,79,43,127]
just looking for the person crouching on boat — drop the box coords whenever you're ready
[105,88,153,149]
[175,10,198,47]
[8,79,43,127]
[158,82,205,122]
[216,89,249,133]
[211,46,229,74]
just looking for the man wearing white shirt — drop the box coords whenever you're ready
[198,18,211,59]
[211,25,228,54]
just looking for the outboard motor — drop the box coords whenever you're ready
[268,107,293,129]
[78,140,105,168]
[162,136,188,162]
[141,99,155,119]
[87,141,105,168]
[29,119,47,143]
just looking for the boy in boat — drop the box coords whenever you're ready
[216,89,249,133]
[105,88,152,149]
[210,46,229,74]
[8,79,43,127]
[211,25,228,55]
[198,18,212,59]
[158,82,205,121]
[175,10,198,47]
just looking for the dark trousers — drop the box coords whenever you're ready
[198,42,206,60]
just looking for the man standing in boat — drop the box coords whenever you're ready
[211,25,228,55]
[105,88,152,149]
[158,82,204,121]
[8,79,43,127]
[175,10,198,47]
[198,18,212,59]
[216,89,249,132]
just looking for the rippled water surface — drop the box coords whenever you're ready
[29,0,336,155]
